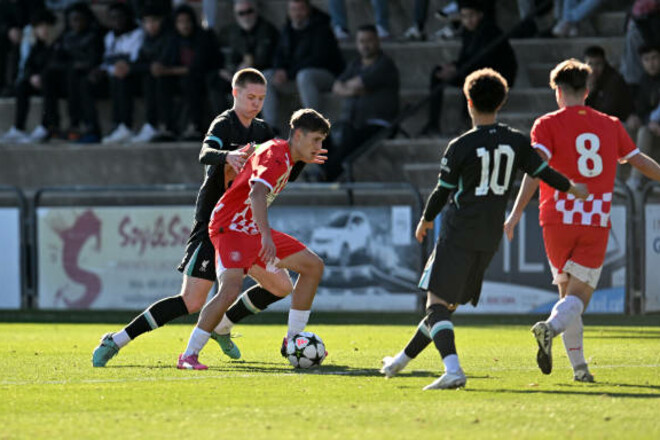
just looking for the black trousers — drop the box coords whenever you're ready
[428,67,467,131]
[0,36,18,91]
[14,79,38,130]
[109,74,139,127]
[158,70,206,133]
[325,122,381,182]
[42,67,100,133]
[206,72,231,118]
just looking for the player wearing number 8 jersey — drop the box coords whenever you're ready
[505,59,660,382]
[379,68,587,390]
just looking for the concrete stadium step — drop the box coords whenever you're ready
[350,138,450,182]
[0,142,203,189]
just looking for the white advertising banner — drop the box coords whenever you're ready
[37,206,194,310]
[0,208,21,309]
[644,204,660,313]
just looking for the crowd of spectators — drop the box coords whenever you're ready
[0,0,658,186]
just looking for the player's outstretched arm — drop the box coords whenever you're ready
[504,174,540,242]
[249,182,276,264]
[626,152,660,182]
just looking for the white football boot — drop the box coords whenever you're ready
[423,369,467,390]
[380,355,409,378]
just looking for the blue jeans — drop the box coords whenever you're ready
[557,0,604,23]
[328,0,389,31]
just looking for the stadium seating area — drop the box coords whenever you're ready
[0,0,632,193]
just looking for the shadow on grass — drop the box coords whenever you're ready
[465,386,660,399]
[557,381,660,392]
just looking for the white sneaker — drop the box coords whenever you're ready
[0,126,29,143]
[102,123,133,144]
[380,355,408,378]
[130,123,158,143]
[376,25,391,40]
[333,25,350,41]
[573,364,595,383]
[27,125,49,143]
[403,25,425,41]
[423,369,467,390]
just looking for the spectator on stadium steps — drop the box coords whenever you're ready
[211,0,278,115]
[620,0,660,88]
[0,0,45,97]
[402,0,496,42]
[551,0,604,38]
[45,0,88,11]
[0,10,57,144]
[262,0,344,132]
[421,0,517,136]
[154,4,223,140]
[127,5,173,143]
[327,0,390,41]
[41,2,104,143]
[99,2,145,144]
[326,24,399,181]
[627,44,660,189]
[584,46,633,122]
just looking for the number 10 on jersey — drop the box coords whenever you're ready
[475,145,515,196]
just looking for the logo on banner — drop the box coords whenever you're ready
[50,210,103,309]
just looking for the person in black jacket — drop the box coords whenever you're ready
[128,4,172,143]
[153,4,223,140]
[262,0,344,131]
[210,0,279,115]
[584,45,633,122]
[0,9,56,143]
[422,0,517,136]
[42,2,104,143]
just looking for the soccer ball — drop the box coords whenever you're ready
[286,332,326,369]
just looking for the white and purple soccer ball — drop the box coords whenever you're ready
[286,332,326,369]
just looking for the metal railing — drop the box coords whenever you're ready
[0,185,28,308]
[640,181,660,314]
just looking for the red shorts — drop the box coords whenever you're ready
[542,224,609,289]
[211,229,306,276]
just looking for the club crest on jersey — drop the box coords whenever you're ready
[199,260,210,272]
[440,157,451,173]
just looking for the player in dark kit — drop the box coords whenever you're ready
[92,69,314,367]
[379,68,589,390]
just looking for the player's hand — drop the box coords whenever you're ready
[30,74,41,89]
[259,232,276,265]
[503,212,521,242]
[226,149,249,174]
[569,182,589,200]
[311,148,328,164]
[415,218,433,243]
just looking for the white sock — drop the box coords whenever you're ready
[213,315,235,336]
[112,330,131,349]
[286,309,311,339]
[546,295,584,335]
[562,314,586,370]
[183,327,211,357]
[443,354,461,374]
[394,351,412,366]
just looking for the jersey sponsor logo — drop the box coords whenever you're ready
[230,251,241,262]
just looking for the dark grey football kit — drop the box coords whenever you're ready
[419,123,571,306]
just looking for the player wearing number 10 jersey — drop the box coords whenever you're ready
[379,68,587,390]
[505,59,660,382]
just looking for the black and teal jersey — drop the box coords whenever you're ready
[423,123,570,252]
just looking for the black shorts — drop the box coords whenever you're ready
[418,239,496,307]
[177,221,216,282]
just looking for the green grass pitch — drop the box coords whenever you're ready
[1,314,659,439]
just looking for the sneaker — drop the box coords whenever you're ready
[532,321,553,374]
[566,24,579,38]
[0,126,29,143]
[102,123,133,144]
[130,123,159,143]
[27,125,49,143]
[573,364,595,383]
[423,369,467,390]
[376,25,391,40]
[210,332,241,359]
[552,20,569,37]
[433,24,459,40]
[333,25,350,41]
[402,25,425,41]
[92,333,120,367]
[177,353,208,370]
[380,355,408,378]
[280,337,288,357]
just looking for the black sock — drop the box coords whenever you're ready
[124,295,189,340]
[403,317,433,359]
[225,285,283,324]
[425,304,457,359]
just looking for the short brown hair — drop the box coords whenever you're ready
[289,108,331,136]
[232,68,267,88]
[549,59,591,92]
[463,68,508,113]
